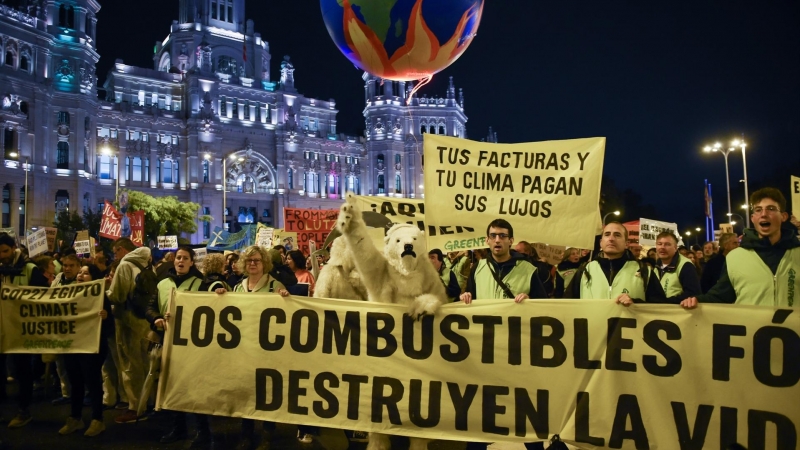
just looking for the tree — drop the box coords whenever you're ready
[123,190,207,242]
[53,209,84,234]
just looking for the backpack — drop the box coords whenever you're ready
[127,260,158,319]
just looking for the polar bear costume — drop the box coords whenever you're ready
[314,236,368,301]
[337,193,447,450]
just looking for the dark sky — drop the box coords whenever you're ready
[96,0,800,231]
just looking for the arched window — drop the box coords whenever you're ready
[377,154,384,165]
[378,174,385,194]
[420,125,426,134]
[439,125,445,135]
[67,6,75,29]
[428,125,435,134]
[58,4,67,27]
[395,174,402,194]
[4,45,16,68]
[56,142,69,169]
[19,102,28,116]
[19,53,29,72]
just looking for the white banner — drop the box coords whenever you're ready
[638,218,682,247]
[158,236,179,250]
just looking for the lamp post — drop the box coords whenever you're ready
[703,142,734,223]
[732,139,750,228]
[602,210,620,226]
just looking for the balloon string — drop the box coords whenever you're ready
[406,75,432,105]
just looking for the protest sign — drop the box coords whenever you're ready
[0,280,104,353]
[623,221,640,245]
[720,223,734,235]
[283,208,338,255]
[193,248,208,272]
[256,227,274,249]
[531,243,565,266]
[73,240,91,257]
[158,293,798,449]
[45,227,57,252]
[792,175,799,216]
[99,201,121,240]
[27,228,48,258]
[158,236,179,250]
[423,135,605,250]
[638,218,682,247]
[76,230,89,242]
[128,210,145,247]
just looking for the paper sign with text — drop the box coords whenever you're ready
[638,218,682,247]
[424,135,605,250]
[157,293,798,449]
[27,228,48,258]
[283,208,338,256]
[0,280,104,353]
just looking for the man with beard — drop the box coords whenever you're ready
[565,222,667,304]
[683,188,800,308]
[0,233,50,428]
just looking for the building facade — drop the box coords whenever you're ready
[0,0,467,244]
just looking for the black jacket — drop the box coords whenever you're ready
[145,267,203,327]
[700,221,800,304]
[270,263,297,288]
[565,250,668,303]
[200,272,230,292]
[554,259,582,298]
[700,252,726,293]
[654,253,702,303]
[465,250,548,300]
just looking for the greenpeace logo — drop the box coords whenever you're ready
[788,268,796,307]
[23,339,73,350]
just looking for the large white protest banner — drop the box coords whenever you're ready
[157,292,798,449]
[0,280,104,353]
[792,175,799,216]
[26,228,48,258]
[423,135,605,250]
[638,218,682,247]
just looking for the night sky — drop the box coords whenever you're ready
[96,1,800,231]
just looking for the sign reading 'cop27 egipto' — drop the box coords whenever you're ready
[157,292,799,449]
[0,280,104,353]
[423,135,605,250]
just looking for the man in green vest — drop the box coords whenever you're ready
[565,222,667,304]
[460,219,547,304]
[683,187,800,308]
[0,232,50,428]
[459,221,547,450]
[653,231,701,303]
[428,249,457,301]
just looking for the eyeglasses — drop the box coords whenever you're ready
[752,206,780,215]
[488,233,510,240]
[245,259,262,265]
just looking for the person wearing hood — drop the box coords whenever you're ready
[459,219,546,450]
[565,222,668,304]
[146,246,213,448]
[683,188,800,308]
[653,231,701,303]
[554,248,583,298]
[0,233,49,429]
[106,239,153,424]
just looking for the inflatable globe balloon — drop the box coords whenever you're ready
[320,0,484,82]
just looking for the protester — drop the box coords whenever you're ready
[554,248,582,298]
[106,238,153,423]
[446,251,471,295]
[458,220,544,449]
[564,222,668,304]
[514,241,554,297]
[101,260,125,410]
[286,250,315,296]
[629,243,643,260]
[146,246,213,447]
[225,253,243,288]
[219,245,288,449]
[199,253,230,292]
[268,248,298,288]
[683,188,799,308]
[31,255,56,285]
[91,253,109,279]
[50,254,82,407]
[428,249,456,301]
[58,267,112,437]
[653,231,701,303]
[700,232,739,293]
[0,232,50,428]
[701,241,715,266]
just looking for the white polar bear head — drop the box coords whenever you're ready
[383,223,427,276]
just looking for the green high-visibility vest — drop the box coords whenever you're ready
[726,247,800,307]
[557,267,578,290]
[655,255,692,298]
[580,260,647,300]
[157,276,201,315]
[474,259,536,299]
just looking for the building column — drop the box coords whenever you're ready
[9,183,19,236]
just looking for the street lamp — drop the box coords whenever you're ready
[602,210,620,225]
[731,139,750,228]
[703,142,734,223]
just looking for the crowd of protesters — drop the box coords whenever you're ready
[0,186,797,449]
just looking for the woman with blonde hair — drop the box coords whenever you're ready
[230,246,289,295]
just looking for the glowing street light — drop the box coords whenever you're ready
[731,138,750,228]
[602,210,620,225]
[703,142,734,223]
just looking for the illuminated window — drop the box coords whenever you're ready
[56,142,69,169]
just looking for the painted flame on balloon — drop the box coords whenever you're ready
[342,0,482,82]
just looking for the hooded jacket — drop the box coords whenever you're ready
[554,259,582,298]
[700,221,800,305]
[106,247,152,305]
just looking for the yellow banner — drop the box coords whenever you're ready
[792,175,799,217]
[423,135,605,250]
[157,292,798,449]
[0,280,104,353]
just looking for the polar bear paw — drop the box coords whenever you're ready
[407,294,442,320]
